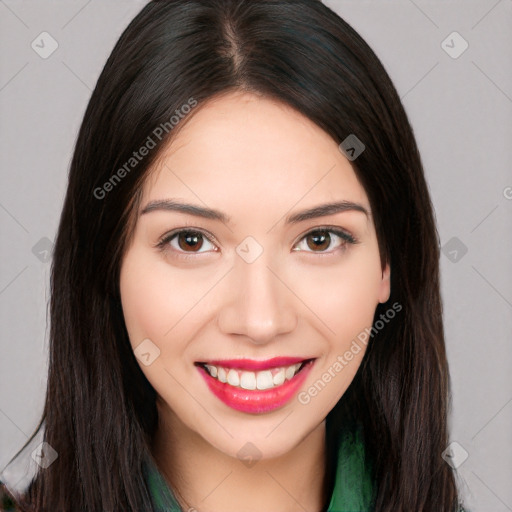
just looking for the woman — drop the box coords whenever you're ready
[1,0,467,510]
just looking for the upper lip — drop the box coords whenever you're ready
[196,357,315,371]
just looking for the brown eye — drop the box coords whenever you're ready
[177,231,204,252]
[293,228,355,254]
[158,229,217,255]
[306,231,331,251]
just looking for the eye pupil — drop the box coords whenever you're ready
[307,231,330,251]
[178,232,203,251]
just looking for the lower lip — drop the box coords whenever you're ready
[197,360,315,414]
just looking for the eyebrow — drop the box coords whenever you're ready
[140,199,369,224]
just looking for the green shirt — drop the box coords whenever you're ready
[144,425,374,512]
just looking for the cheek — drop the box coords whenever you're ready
[120,264,165,344]
[291,248,382,342]
[330,270,380,339]
[119,250,200,349]
[119,252,211,400]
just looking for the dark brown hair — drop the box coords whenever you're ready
[3,0,461,510]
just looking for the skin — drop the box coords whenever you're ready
[119,91,390,512]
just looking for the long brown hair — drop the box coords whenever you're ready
[3,0,460,510]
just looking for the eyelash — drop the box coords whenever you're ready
[155,226,358,261]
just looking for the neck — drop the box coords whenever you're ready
[152,408,328,512]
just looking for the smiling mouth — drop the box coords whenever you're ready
[194,358,315,391]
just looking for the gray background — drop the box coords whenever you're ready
[1,1,511,510]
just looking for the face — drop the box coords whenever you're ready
[119,91,390,460]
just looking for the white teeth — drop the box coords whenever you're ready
[256,370,274,390]
[272,368,286,386]
[227,369,240,386]
[240,371,256,390]
[205,364,217,378]
[285,365,297,380]
[217,367,227,383]
[203,361,307,390]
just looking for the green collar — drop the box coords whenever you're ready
[144,426,374,512]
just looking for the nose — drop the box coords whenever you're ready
[217,255,297,345]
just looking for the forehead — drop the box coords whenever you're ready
[141,91,370,220]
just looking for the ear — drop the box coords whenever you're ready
[378,262,391,304]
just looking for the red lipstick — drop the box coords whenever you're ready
[196,358,315,414]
